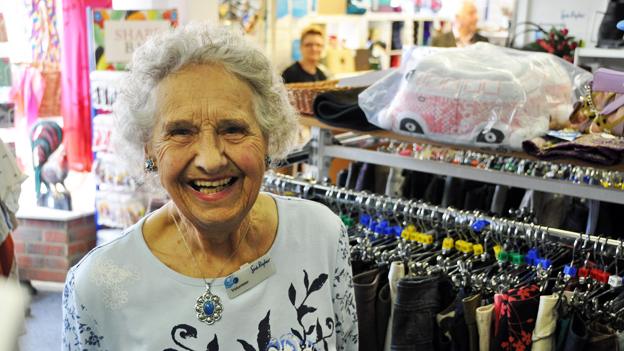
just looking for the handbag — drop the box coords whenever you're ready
[570,68,624,136]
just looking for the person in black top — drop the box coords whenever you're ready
[282,26,328,83]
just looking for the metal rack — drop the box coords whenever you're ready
[264,172,624,249]
[302,118,624,205]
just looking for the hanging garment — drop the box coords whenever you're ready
[585,322,620,351]
[61,0,112,172]
[377,284,391,350]
[437,289,470,351]
[531,294,559,351]
[463,294,481,351]
[353,268,390,351]
[445,178,468,209]
[424,175,446,205]
[489,186,509,215]
[385,167,406,198]
[617,331,624,350]
[9,66,45,127]
[391,274,455,351]
[492,284,540,351]
[337,168,349,187]
[596,202,624,237]
[561,199,589,233]
[345,162,363,189]
[401,170,434,200]
[555,317,571,351]
[560,313,588,351]
[463,183,496,212]
[476,304,494,351]
[374,166,390,195]
[500,187,527,215]
[384,261,405,351]
[355,163,376,192]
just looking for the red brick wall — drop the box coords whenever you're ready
[12,215,96,283]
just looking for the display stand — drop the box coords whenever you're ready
[301,116,624,205]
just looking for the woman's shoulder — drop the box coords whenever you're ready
[271,192,338,218]
[269,193,343,238]
[67,220,145,289]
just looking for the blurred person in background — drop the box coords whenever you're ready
[282,26,328,83]
[431,0,489,47]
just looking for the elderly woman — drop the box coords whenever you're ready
[62,23,358,350]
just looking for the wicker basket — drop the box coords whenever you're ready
[286,80,349,116]
[39,69,61,117]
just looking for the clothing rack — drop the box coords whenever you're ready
[264,172,624,250]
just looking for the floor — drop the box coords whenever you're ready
[18,281,63,351]
[16,230,118,351]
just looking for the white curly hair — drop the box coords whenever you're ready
[112,22,298,183]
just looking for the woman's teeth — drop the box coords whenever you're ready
[192,178,233,194]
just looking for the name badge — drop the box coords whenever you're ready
[224,253,276,299]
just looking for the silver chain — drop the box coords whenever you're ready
[170,205,251,289]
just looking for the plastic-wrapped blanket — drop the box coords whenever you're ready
[359,43,592,150]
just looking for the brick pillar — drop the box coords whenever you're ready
[12,214,96,283]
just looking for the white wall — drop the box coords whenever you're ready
[0,1,31,64]
[112,0,218,24]
[513,0,609,47]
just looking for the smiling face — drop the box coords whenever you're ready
[148,64,267,233]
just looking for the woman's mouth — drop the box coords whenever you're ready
[189,177,237,194]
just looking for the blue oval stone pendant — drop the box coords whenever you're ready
[195,286,223,325]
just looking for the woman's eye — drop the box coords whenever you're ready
[170,128,192,136]
[223,127,246,135]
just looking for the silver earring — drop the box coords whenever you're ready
[145,158,157,172]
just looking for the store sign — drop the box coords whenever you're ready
[104,20,170,64]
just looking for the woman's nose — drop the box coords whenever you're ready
[192,133,228,172]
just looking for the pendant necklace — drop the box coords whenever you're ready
[171,208,251,325]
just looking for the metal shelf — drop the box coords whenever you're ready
[322,144,624,205]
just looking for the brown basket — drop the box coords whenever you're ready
[286,80,349,116]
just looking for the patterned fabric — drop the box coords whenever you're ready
[522,133,624,165]
[26,0,61,66]
[62,194,358,350]
[61,0,112,172]
[492,284,540,351]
